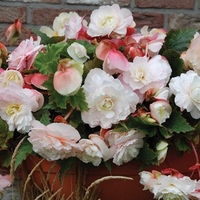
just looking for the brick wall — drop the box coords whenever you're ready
[0,0,200,45]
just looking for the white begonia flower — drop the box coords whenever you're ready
[28,121,81,161]
[121,55,172,94]
[140,171,196,200]
[0,84,38,133]
[87,4,135,38]
[169,70,200,119]
[67,42,89,63]
[77,138,103,166]
[81,68,139,129]
[40,12,73,37]
[153,175,196,200]
[0,69,24,87]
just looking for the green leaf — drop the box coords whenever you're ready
[162,29,196,53]
[162,49,184,77]
[163,110,194,134]
[33,108,51,125]
[158,126,173,139]
[0,117,14,149]
[124,116,158,137]
[34,42,67,75]
[174,137,191,152]
[68,88,88,111]
[137,142,158,165]
[14,138,33,170]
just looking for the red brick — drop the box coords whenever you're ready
[66,0,130,6]
[0,6,26,23]
[1,0,60,2]
[32,8,91,25]
[133,13,164,28]
[135,0,194,9]
[168,13,200,29]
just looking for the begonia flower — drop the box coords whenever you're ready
[169,70,200,119]
[0,84,38,133]
[53,58,83,96]
[0,69,24,87]
[104,129,145,165]
[121,55,172,94]
[87,4,135,38]
[77,138,103,166]
[81,68,139,128]
[28,120,81,161]
[67,42,89,63]
[181,34,200,75]
[7,36,44,71]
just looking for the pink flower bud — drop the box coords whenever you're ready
[53,59,83,96]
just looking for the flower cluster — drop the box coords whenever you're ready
[1,3,200,199]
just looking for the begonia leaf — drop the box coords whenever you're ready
[162,49,184,77]
[14,138,33,171]
[137,142,158,165]
[68,88,88,111]
[162,28,196,53]
[0,117,13,149]
[163,110,194,134]
[34,42,67,75]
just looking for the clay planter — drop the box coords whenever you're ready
[20,148,197,200]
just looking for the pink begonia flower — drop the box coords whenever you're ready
[7,36,44,71]
[24,73,49,90]
[150,100,172,124]
[77,138,103,166]
[169,70,200,119]
[104,129,145,166]
[0,69,24,87]
[181,34,200,75]
[28,120,81,161]
[87,4,135,38]
[96,39,125,61]
[139,170,196,200]
[53,58,83,96]
[0,174,11,191]
[121,55,172,94]
[0,84,38,133]
[81,68,139,129]
[132,26,166,57]
[67,42,89,63]
[103,48,131,75]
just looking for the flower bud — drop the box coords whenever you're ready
[53,58,83,96]
[150,100,172,124]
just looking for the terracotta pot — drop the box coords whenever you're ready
[20,148,198,200]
